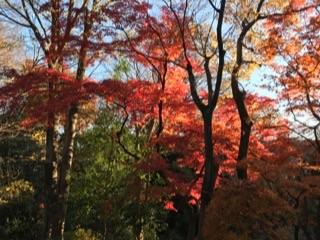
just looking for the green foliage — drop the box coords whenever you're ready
[0,127,44,239]
[0,134,41,160]
[66,108,167,239]
[0,180,40,240]
[65,228,102,240]
[113,58,130,81]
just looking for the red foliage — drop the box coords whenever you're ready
[99,70,291,203]
[265,0,320,150]
[0,67,98,127]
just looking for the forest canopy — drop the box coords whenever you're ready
[0,0,319,240]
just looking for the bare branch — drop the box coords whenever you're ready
[208,0,220,13]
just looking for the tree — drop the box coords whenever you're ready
[1,1,320,239]
[119,2,226,238]
[0,1,96,237]
[265,0,320,153]
[121,1,295,238]
[0,1,149,238]
[66,109,167,240]
[263,1,320,238]
[229,0,267,180]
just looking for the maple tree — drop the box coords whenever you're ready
[0,0,320,240]
[265,0,320,153]
[97,0,320,239]
[118,2,226,238]
[0,0,149,239]
[261,2,320,239]
[118,1,294,239]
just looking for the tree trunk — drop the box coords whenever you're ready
[197,112,219,240]
[231,76,252,180]
[186,207,197,240]
[45,5,93,238]
[44,124,59,239]
[294,225,299,240]
[58,104,79,239]
[44,104,78,240]
[237,119,252,179]
[230,12,264,180]
[316,200,320,239]
[44,76,60,239]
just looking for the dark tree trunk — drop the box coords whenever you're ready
[170,1,226,239]
[197,112,219,240]
[230,1,266,180]
[294,225,300,240]
[44,77,60,239]
[231,77,252,180]
[187,208,197,240]
[316,200,320,239]
[44,124,59,239]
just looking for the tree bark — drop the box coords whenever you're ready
[197,112,219,240]
[44,70,60,239]
[316,200,320,239]
[186,208,197,240]
[230,0,267,180]
[53,104,78,238]
[231,75,252,180]
[44,124,59,239]
[294,225,300,240]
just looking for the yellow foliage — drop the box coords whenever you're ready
[31,130,46,145]
[65,228,101,240]
[0,180,34,205]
